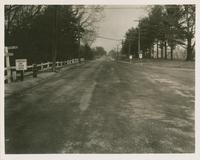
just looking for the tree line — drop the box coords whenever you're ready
[121,5,195,61]
[5,5,106,65]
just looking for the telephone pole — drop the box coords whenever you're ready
[52,5,58,72]
[116,44,119,61]
[78,20,81,63]
[128,39,131,57]
[134,19,141,56]
[138,23,140,55]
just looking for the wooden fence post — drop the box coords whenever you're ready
[47,62,50,70]
[41,63,43,71]
[12,70,17,82]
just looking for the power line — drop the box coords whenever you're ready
[96,35,122,41]
[96,35,136,41]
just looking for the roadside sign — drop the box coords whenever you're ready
[139,50,142,59]
[16,59,27,71]
[129,55,133,60]
[139,52,143,59]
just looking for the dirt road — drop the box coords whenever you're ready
[5,57,195,153]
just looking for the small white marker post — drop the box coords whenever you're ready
[139,50,143,62]
[5,46,17,83]
[129,55,133,63]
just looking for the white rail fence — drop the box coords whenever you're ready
[5,58,85,83]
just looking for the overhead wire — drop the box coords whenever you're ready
[96,35,122,41]
[96,35,136,41]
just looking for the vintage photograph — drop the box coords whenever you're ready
[4,4,195,154]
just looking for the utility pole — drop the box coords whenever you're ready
[52,5,58,72]
[116,44,119,61]
[121,40,125,57]
[121,40,124,50]
[128,39,131,57]
[138,22,141,56]
[78,20,81,63]
[134,19,141,57]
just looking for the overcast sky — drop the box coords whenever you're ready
[92,5,149,52]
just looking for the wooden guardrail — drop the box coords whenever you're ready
[4,58,85,83]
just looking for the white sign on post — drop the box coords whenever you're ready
[16,59,27,71]
[139,51,143,59]
[129,55,133,60]
[139,54,142,59]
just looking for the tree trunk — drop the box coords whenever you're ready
[149,47,152,58]
[152,45,154,59]
[157,41,159,59]
[161,42,163,59]
[170,46,173,60]
[185,5,194,61]
[164,41,167,59]
[186,37,193,61]
[5,8,11,46]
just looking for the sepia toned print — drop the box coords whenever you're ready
[4,5,195,153]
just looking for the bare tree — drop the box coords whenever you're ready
[73,5,104,46]
[5,5,45,45]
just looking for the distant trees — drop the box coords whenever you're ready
[92,46,107,58]
[108,49,116,57]
[121,5,195,61]
[5,5,104,65]
[108,49,120,60]
[79,45,107,60]
[80,44,94,60]
[121,27,138,57]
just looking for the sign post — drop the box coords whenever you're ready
[139,51,143,61]
[4,46,17,83]
[15,59,27,81]
[129,55,133,63]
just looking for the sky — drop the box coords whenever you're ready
[92,5,149,52]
